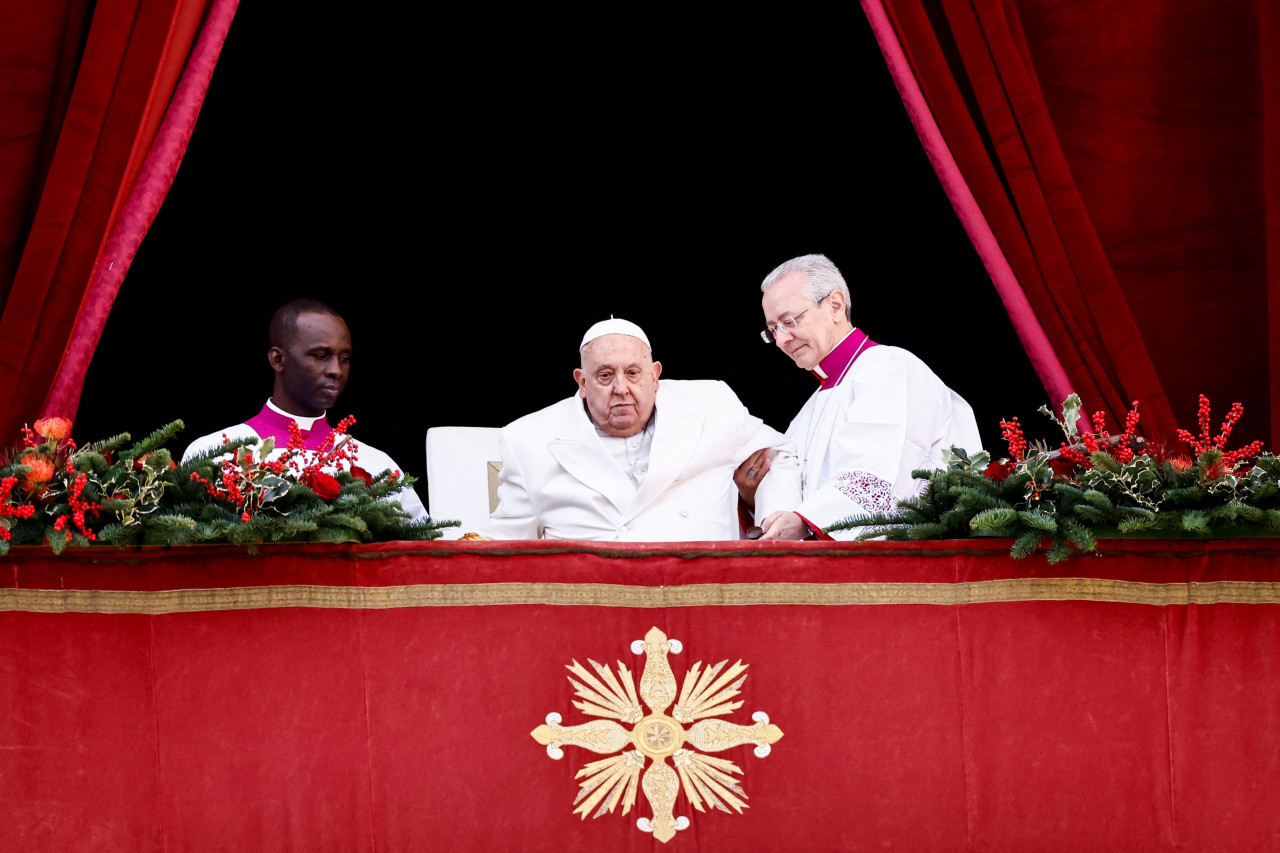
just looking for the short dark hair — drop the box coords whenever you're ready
[268,298,343,349]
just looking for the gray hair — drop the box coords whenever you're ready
[760,253,852,322]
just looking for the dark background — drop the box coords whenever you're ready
[77,9,1048,505]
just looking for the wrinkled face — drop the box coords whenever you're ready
[270,312,352,417]
[761,271,847,371]
[573,334,662,437]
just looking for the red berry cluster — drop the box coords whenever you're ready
[1058,401,1144,470]
[189,443,286,520]
[50,472,101,541]
[0,476,37,541]
[1000,417,1027,462]
[1176,395,1265,471]
[189,416,363,522]
[287,416,360,495]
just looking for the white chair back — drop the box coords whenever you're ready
[424,426,502,540]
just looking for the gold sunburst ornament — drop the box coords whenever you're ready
[530,626,784,843]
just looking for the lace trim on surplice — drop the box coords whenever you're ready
[833,470,897,514]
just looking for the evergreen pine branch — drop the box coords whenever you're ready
[1061,518,1096,553]
[969,507,1018,532]
[854,525,901,542]
[116,420,185,465]
[1010,531,1044,559]
[1206,504,1243,526]
[1162,487,1205,505]
[1116,516,1158,533]
[319,512,370,536]
[1233,503,1266,525]
[1180,510,1209,534]
[80,432,131,456]
[1046,536,1075,564]
[1070,505,1105,524]
[904,523,952,540]
[1017,509,1057,532]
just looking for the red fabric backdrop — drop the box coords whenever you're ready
[0,0,231,443]
[3,1,1276,455]
[867,0,1280,448]
[4,539,1280,851]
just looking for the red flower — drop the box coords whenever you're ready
[20,454,54,489]
[303,470,342,500]
[349,465,373,487]
[33,417,71,441]
[1048,457,1078,478]
[984,460,1015,482]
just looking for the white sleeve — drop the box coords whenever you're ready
[474,427,542,540]
[716,382,802,521]
[180,424,259,464]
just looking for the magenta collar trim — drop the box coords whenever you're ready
[811,329,876,390]
[244,403,333,451]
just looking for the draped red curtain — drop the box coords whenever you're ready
[0,0,234,442]
[865,0,1280,449]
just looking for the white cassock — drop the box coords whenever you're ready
[181,399,428,522]
[478,379,801,541]
[788,330,982,539]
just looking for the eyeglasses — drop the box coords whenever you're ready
[760,293,828,343]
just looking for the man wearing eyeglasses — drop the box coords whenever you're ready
[472,318,800,541]
[744,254,981,540]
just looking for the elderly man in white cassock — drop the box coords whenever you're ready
[473,318,800,541]
[741,254,982,540]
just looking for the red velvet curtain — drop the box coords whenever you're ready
[866,0,1279,449]
[0,0,233,442]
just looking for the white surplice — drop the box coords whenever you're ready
[788,330,982,539]
[181,400,428,522]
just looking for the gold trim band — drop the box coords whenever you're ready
[3,578,1280,614]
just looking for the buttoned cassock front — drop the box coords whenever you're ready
[477,380,800,541]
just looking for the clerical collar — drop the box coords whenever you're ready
[586,403,656,489]
[244,400,334,450]
[811,328,876,390]
[266,398,325,430]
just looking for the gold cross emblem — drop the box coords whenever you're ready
[531,626,784,843]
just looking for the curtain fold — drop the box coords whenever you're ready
[0,0,226,442]
[861,0,1075,417]
[869,0,1277,448]
[1264,1,1280,454]
[0,3,92,307]
[43,0,239,422]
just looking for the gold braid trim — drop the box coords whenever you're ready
[3,578,1280,614]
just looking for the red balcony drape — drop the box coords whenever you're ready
[864,0,1280,447]
[3,538,1280,850]
[0,0,234,441]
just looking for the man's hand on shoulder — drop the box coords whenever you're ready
[734,448,774,509]
[758,510,812,540]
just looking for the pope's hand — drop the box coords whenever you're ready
[733,448,774,509]
[758,511,811,540]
